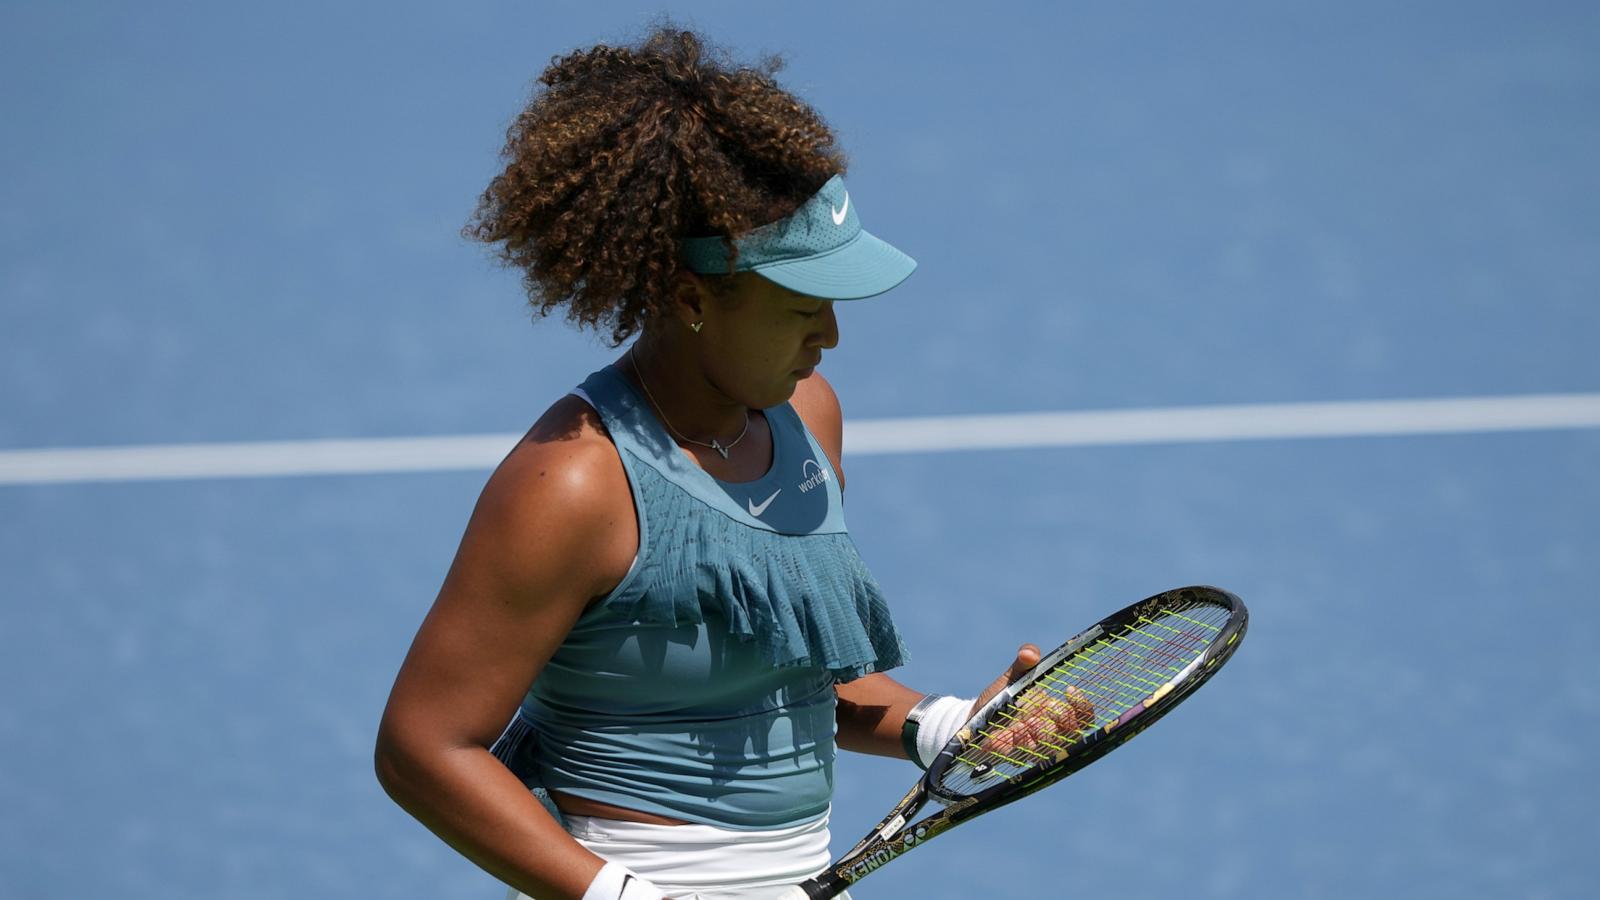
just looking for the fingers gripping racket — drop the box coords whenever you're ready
[777,585,1249,900]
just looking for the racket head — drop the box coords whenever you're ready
[925,585,1248,808]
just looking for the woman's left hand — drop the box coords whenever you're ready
[969,643,1043,718]
[968,644,1096,757]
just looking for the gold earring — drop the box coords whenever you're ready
[690,321,703,333]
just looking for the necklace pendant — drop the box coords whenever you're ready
[711,440,729,459]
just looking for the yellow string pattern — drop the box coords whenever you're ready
[936,601,1229,797]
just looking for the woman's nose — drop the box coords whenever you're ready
[813,303,839,349]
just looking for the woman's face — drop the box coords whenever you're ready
[694,272,840,408]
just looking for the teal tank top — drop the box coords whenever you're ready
[512,365,908,829]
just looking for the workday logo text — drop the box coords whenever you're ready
[797,458,831,493]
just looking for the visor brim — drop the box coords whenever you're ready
[749,230,917,301]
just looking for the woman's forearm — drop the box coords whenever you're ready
[374,741,602,900]
[832,672,927,758]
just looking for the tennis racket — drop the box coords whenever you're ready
[776,584,1249,900]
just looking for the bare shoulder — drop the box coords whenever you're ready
[472,392,637,601]
[374,391,636,756]
[492,392,622,507]
[789,369,845,489]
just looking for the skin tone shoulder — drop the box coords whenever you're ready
[374,271,1039,900]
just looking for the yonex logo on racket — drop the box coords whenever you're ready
[850,847,897,880]
[797,458,830,493]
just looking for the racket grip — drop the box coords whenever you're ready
[773,881,836,900]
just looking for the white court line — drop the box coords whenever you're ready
[2,393,1598,486]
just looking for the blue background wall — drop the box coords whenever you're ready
[3,2,1597,897]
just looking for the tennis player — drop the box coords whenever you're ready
[373,26,1042,900]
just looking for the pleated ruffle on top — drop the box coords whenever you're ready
[589,459,906,683]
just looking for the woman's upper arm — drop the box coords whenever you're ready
[790,370,846,492]
[375,404,635,762]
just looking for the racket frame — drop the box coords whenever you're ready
[791,585,1248,900]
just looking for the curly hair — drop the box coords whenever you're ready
[462,24,849,345]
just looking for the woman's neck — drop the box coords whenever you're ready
[624,337,750,449]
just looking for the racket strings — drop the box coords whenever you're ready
[936,602,1229,796]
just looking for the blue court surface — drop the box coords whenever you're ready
[3,2,1598,898]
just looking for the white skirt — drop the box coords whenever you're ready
[503,807,853,900]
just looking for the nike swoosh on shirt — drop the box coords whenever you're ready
[748,488,781,516]
[831,193,849,225]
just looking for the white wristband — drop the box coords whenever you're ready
[909,695,976,769]
[582,861,663,900]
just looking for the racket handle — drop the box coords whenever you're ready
[773,880,837,900]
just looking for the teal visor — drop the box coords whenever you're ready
[679,175,917,300]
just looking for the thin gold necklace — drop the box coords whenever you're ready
[627,345,750,460]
